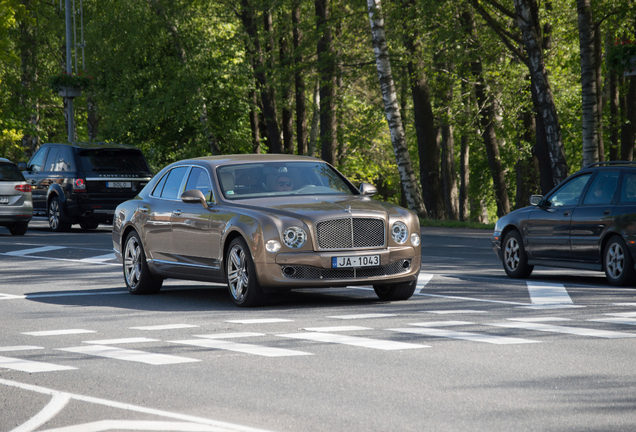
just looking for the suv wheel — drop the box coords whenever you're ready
[48,196,71,232]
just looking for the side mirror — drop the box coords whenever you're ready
[529,195,543,206]
[181,189,209,209]
[359,183,377,197]
[18,162,27,171]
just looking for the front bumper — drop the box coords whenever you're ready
[255,246,421,290]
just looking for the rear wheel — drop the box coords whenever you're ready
[226,237,269,307]
[604,236,635,286]
[8,222,28,236]
[373,279,417,301]
[502,231,533,278]
[48,196,71,232]
[123,231,162,294]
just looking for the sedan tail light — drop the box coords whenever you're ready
[14,184,32,193]
[73,178,87,193]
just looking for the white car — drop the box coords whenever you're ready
[0,157,33,235]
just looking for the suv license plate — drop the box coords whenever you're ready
[0,196,8,204]
[332,255,380,268]
[106,181,131,188]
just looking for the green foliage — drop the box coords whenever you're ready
[607,40,636,72]
[48,72,94,92]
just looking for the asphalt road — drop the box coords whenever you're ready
[1,219,636,431]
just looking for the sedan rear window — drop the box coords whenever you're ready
[79,149,150,173]
[0,162,25,181]
[217,162,357,199]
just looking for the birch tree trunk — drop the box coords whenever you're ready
[576,0,599,166]
[315,0,337,165]
[513,0,568,186]
[292,0,308,155]
[366,0,427,218]
[308,80,320,157]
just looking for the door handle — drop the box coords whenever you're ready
[139,206,149,213]
[564,211,571,216]
[173,209,182,216]
[546,208,557,213]
[603,209,611,215]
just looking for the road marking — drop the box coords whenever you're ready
[11,393,71,432]
[36,420,230,432]
[517,304,584,310]
[3,246,66,256]
[79,253,117,263]
[278,332,427,350]
[422,310,487,314]
[0,356,76,373]
[389,327,539,345]
[487,321,636,339]
[85,338,160,345]
[606,312,636,318]
[130,324,199,331]
[59,345,200,365]
[172,339,312,357]
[509,317,571,322]
[414,292,529,305]
[407,321,473,327]
[588,318,636,326]
[0,378,277,432]
[414,273,434,294]
[327,313,396,320]
[23,329,96,337]
[526,281,573,305]
[0,291,128,300]
[225,318,293,324]
[194,333,264,339]
[0,346,43,352]
[303,326,371,332]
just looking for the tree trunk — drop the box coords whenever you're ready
[280,33,294,154]
[309,80,320,157]
[440,81,459,220]
[292,0,307,155]
[366,0,427,218]
[315,0,337,165]
[249,87,261,154]
[513,0,568,186]
[19,0,39,153]
[516,104,539,209]
[87,95,99,141]
[594,23,604,161]
[576,0,599,166]
[240,0,281,154]
[625,77,636,157]
[459,81,470,222]
[619,74,632,160]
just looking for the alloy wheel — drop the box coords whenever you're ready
[49,200,60,230]
[606,242,625,280]
[504,237,520,272]
[124,236,142,289]
[228,244,249,302]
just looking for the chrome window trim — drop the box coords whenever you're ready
[178,165,216,205]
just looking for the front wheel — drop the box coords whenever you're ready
[8,222,28,236]
[123,231,162,294]
[502,231,533,278]
[604,237,635,286]
[226,237,269,307]
[373,279,417,301]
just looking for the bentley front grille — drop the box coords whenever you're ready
[315,217,385,250]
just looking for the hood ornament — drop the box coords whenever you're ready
[344,205,352,213]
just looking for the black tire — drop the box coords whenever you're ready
[502,230,534,278]
[79,218,100,230]
[8,222,28,236]
[604,236,635,286]
[48,196,71,232]
[123,231,163,294]
[226,237,269,307]
[373,279,417,301]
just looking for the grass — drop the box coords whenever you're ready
[418,218,495,230]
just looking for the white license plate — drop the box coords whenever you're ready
[0,196,8,204]
[106,181,131,188]
[332,255,380,268]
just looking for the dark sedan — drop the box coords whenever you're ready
[113,154,422,306]
[493,162,636,286]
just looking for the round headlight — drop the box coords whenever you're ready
[283,227,307,249]
[266,239,281,253]
[410,233,421,246]
[391,221,409,244]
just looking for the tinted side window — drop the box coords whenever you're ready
[619,172,636,204]
[53,147,75,172]
[548,174,592,207]
[184,167,213,202]
[583,171,619,205]
[151,172,169,197]
[43,148,60,172]
[29,147,49,172]
[160,166,188,199]
[0,163,25,181]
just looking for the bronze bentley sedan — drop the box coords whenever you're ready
[112,154,422,306]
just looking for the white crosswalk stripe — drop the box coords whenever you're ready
[3,246,66,256]
[278,332,427,350]
[487,321,636,339]
[0,355,76,373]
[59,345,200,365]
[389,327,540,345]
[172,338,312,357]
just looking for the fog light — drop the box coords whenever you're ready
[266,239,281,253]
[410,233,420,246]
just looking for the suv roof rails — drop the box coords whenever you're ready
[584,161,636,168]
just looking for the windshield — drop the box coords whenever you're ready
[79,149,150,173]
[0,162,25,181]
[217,162,357,199]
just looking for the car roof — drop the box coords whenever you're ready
[188,154,326,169]
[0,157,12,163]
[41,142,141,150]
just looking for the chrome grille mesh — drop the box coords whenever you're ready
[315,218,385,250]
[282,259,411,280]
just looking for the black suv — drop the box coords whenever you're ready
[19,142,152,231]
[493,162,636,286]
